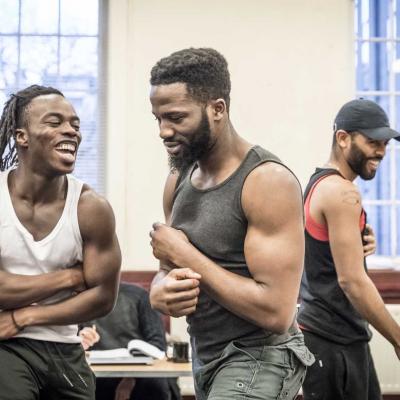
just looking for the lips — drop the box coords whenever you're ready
[367,159,381,170]
[164,142,182,155]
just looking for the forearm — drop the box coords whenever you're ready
[13,283,117,328]
[340,275,400,347]
[0,269,82,309]
[149,269,169,313]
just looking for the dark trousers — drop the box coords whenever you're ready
[302,330,382,400]
[0,338,95,400]
[95,377,178,400]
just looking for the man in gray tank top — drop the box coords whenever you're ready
[148,48,314,400]
[0,85,121,399]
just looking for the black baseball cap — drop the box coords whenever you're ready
[334,99,400,141]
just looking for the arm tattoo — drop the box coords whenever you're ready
[341,190,361,205]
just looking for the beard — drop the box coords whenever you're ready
[347,139,382,180]
[168,109,213,172]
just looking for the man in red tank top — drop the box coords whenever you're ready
[299,99,400,400]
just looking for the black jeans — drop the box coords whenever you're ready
[302,330,382,400]
[95,377,178,400]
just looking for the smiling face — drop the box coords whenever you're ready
[16,94,81,175]
[150,82,214,171]
[346,132,388,180]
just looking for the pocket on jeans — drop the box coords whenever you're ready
[289,345,315,367]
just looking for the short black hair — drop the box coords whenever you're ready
[0,84,64,170]
[150,47,231,111]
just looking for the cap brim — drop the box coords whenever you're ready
[359,126,400,141]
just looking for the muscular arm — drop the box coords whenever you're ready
[151,164,304,332]
[320,178,400,353]
[13,188,121,328]
[0,266,84,309]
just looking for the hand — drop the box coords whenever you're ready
[79,325,100,350]
[114,378,136,400]
[363,224,376,257]
[150,268,201,317]
[150,223,191,266]
[0,311,20,340]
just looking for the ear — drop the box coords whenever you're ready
[15,128,29,148]
[209,99,226,121]
[335,130,351,149]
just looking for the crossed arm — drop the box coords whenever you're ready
[0,265,86,310]
[0,187,121,339]
[150,163,304,333]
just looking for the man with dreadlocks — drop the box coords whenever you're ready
[0,85,121,400]
[148,48,314,400]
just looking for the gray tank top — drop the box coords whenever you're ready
[170,145,299,364]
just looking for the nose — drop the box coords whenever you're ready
[376,141,387,157]
[158,120,174,140]
[62,122,81,142]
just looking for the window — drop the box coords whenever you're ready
[355,0,400,263]
[0,0,105,192]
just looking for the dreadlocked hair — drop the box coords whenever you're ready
[0,84,64,171]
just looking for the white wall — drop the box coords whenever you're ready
[106,0,355,270]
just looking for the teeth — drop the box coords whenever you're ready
[56,143,76,152]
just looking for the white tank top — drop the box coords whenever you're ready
[0,169,84,343]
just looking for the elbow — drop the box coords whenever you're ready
[338,275,367,300]
[338,277,351,294]
[338,276,359,295]
[94,292,117,318]
[258,311,294,334]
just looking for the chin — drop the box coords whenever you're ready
[360,172,376,181]
[52,163,75,176]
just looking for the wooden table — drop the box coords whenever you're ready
[91,358,192,378]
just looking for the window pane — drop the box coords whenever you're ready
[60,0,98,35]
[394,46,400,91]
[64,91,99,189]
[0,37,19,88]
[396,0,400,37]
[0,0,19,33]
[21,0,59,34]
[355,0,390,38]
[356,41,390,91]
[20,36,58,86]
[0,0,102,192]
[59,37,98,80]
[0,91,8,109]
[395,143,400,200]
[363,204,392,256]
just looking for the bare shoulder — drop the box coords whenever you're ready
[317,175,362,213]
[243,162,302,203]
[242,162,302,223]
[78,184,116,242]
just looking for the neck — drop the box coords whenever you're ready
[325,154,357,181]
[10,165,66,204]
[197,121,251,175]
